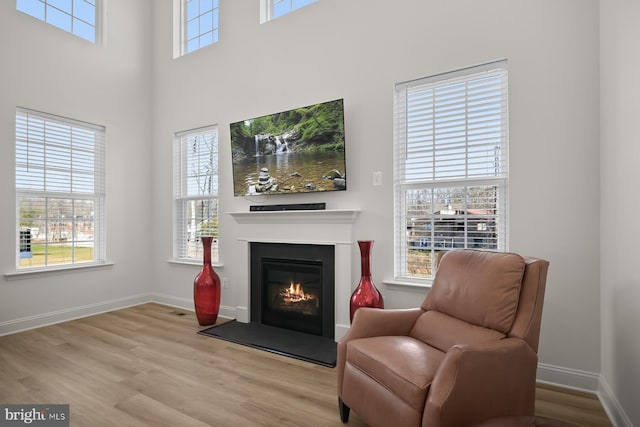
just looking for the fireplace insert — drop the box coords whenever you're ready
[250,243,335,338]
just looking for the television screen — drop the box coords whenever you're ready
[230,99,346,197]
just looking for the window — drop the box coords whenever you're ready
[393,61,509,284]
[16,0,99,43]
[261,0,318,22]
[183,0,219,54]
[174,126,219,263]
[16,108,106,270]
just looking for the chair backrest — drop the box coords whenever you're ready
[507,256,549,352]
[420,250,549,352]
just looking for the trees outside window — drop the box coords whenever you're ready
[16,108,105,269]
[174,126,219,263]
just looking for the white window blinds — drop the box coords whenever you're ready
[16,107,106,269]
[393,61,508,283]
[174,126,219,263]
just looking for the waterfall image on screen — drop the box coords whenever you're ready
[229,99,346,197]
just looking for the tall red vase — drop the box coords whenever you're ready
[194,236,221,326]
[349,240,384,323]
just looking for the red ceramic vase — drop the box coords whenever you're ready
[349,240,384,323]
[194,236,221,326]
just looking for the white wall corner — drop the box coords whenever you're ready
[598,376,634,427]
[537,363,633,427]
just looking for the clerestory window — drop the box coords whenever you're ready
[393,61,509,284]
[16,0,99,43]
[183,0,219,54]
[261,0,318,22]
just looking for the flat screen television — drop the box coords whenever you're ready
[230,98,346,197]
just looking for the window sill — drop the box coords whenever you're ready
[4,262,115,281]
[168,260,224,269]
[382,278,432,292]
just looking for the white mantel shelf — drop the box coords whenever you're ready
[227,209,361,224]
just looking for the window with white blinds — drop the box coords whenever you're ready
[183,0,219,54]
[393,61,509,284]
[17,0,99,43]
[15,108,106,270]
[261,0,317,22]
[174,126,219,263]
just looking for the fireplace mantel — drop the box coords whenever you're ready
[227,208,361,341]
[227,209,360,224]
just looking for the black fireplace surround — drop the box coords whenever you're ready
[250,242,335,339]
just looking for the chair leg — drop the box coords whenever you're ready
[338,398,350,423]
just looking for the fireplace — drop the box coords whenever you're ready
[229,209,360,341]
[250,242,335,339]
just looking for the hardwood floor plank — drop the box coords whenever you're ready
[115,393,212,427]
[535,384,613,427]
[0,303,612,427]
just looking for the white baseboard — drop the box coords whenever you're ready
[235,306,249,322]
[0,293,240,337]
[537,362,600,391]
[149,293,236,321]
[537,363,633,427]
[0,293,153,336]
[217,305,236,320]
[150,293,194,311]
[598,376,634,427]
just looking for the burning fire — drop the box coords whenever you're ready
[280,281,315,304]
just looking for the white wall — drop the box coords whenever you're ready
[600,1,640,426]
[150,0,602,383]
[0,0,154,332]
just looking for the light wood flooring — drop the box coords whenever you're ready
[0,303,613,427]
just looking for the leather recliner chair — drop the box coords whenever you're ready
[337,249,549,427]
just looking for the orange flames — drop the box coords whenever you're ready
[280,281,314,303]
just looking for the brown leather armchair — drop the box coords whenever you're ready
[337,249,549,427]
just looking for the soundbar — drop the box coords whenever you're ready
[249,203,326,212]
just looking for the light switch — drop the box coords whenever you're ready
[372,171,382,186]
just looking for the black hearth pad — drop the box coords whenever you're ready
[198,320,337,367]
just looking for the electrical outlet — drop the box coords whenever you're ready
[222,277,229,289]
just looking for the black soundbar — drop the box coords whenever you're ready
[250,203,326,212]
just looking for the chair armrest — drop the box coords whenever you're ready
[337,307,423,396]
[423,338,538,427]
[343,307,424,342]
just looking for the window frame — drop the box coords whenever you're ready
[260,0,318,23]
[393,61,509,286]
[15,107,106,271]
[16,0,101,44]
[181,0,219,55]
[173,125,220,264]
